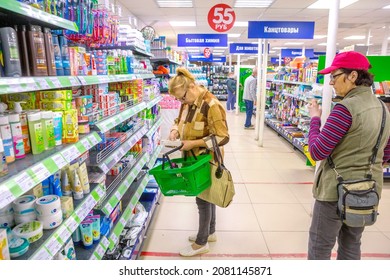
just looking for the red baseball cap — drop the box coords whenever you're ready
[318,51,371,74]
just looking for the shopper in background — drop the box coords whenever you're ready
[243,67,257,129]
[226,72,237,112]
[168,67,229,257]
[307,51,390,260]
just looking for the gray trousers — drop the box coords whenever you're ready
[195,197,216,245]
[308,200,365,260]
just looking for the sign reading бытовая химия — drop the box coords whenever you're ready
[177,34,228,47]
[248,21,315,39]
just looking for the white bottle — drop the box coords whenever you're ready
[8,113,25,159]
[0,115,15,163]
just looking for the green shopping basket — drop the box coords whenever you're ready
[149,144,212,196]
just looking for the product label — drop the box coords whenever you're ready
[10,122,25,158]
[45,119,55,146]
[9,42,20,61]
[53,117,63,143]
[34,122,45,151]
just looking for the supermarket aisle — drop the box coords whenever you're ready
[140,110,390,260]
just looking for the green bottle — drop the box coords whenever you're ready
[41,111,55,150]
[27,112,45,155]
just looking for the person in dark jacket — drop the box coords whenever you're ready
[226,72,237,112]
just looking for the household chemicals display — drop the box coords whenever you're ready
[41,111,55,150]
[52,34,64,76]
[0,115,15,163]
[27,25,48,76]
[43,28,56,76]
[0,27,22,77]
[58,35,70,75]
[19,112,31,154]
[27,112,45,155]
[8,113,25,159]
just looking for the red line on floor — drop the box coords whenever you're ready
[140,251,390,259]
[234,182,313,185]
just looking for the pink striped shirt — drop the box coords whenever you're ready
[309,104,390,163]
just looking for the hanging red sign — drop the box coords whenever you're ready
[203,48,211,58]
[207,4,236,32]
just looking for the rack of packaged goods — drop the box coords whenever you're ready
[265,80,322,162]
[202,65,233,101]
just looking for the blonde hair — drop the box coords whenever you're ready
[168,67,196,94]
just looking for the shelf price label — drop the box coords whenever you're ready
[14,172,35,193]
[208,4,235,32]
[52,153,68,170]
[31,248,52,260]
[31,163,51,183]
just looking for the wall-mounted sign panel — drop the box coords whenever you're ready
[178,34,228,47]
[248,21,315,39]
[281,49,314,58]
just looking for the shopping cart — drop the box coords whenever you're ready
[149,144,212,196]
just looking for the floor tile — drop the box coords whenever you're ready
[246,183,299,204]
[216,203,261,231]
[262,231,309,256]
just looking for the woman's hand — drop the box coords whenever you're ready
[169,129,179,140]
[180,140,196,151]
[308,99,322,118]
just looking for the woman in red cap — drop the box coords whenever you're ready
[307,51,390,259]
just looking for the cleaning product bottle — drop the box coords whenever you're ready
[27,25,48,76]
[15,25,30,76]
[0,27,22,77]
[14,102,31,154]
[41,111,55,150]
[8,113,25,160]
[52,34,64,76]
[0,139,8,177]
[58,35,70,75]
[53,111,62,146]
[43,28,56,76]
[0,115,15,163]
[27,112,45,155]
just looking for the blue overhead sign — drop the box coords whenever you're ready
[281,49,314,58]
[188,54,226,63]
[248,21,315,39]
[270,57,282,64]
[229,43,270,54]
[212,56,226,63]
[178,34,228,47]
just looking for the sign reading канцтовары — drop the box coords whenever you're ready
[248,21,315,39]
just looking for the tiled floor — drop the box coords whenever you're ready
[140,109,390,260]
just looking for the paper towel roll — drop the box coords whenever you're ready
[35,195,61,216]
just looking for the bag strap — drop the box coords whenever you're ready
[210,135,225,178]
[328,101,387,181]
[162,144,196,170]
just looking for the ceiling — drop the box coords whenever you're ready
[117,0,390,62]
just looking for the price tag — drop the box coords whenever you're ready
[64,216,79,232]
[96,244,106,258]
[32,248,52,260]
[14,172,35,193]
[110,234,119,245]
[57,226,70,243]
[115,192,122,201]
[49,77,62,88]
[89,134,100,146]
[81,138,92,150]
[119,217,126,227]
[102,237,110,248]
[52,154,67,170]
[207,3,235,32]
[100,163,109,174]
[75,202,91,220]
[85,196,97,211]
[95,186,105,198]
[90,253,99,260]
[45,238,62,256]
[104,203,114,214]
[31,163,51,182]
[69,146,80,161]
[37,79,50,89]
[69,77,80,86]
[0,189,16,209]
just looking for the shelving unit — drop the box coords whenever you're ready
[0,2,163,261]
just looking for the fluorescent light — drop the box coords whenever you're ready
[317,43,327,46]
[314,35,327,39]
[308,0,358,9]
[272,47,286,50]
[157,0,193,8]
[169,21,196,27]
[269,50,276,53]
[228,34,241,38]
[284,42,304,45]
[383,5,390,9]
[234,0,274,8]
[234,21,248,27]
[344,35,365,40]
[356,43,373,46]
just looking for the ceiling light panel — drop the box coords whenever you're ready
[344,35,365,40]
[234,0,274,8]
[383,5,390,9]
[314,35,327,39]
[284,42,304,45]
[308,0,358,9]
[156,0,193,8]
[228,34,241,38]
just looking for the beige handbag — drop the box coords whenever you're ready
[197,135,235,208]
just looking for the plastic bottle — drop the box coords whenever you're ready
[58,35,70,75]
[27,112,45,155]
[0,27,22,77]
[52,34,63,76]
[8,113,25,160]
[0,115,15,163]
[17,109,31,154]
[41,111,55,150]
[27,25,48,76]
[53,111,63,146]
[43,28,56,76]
[0,139,8,177]
[15,25,30,76]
